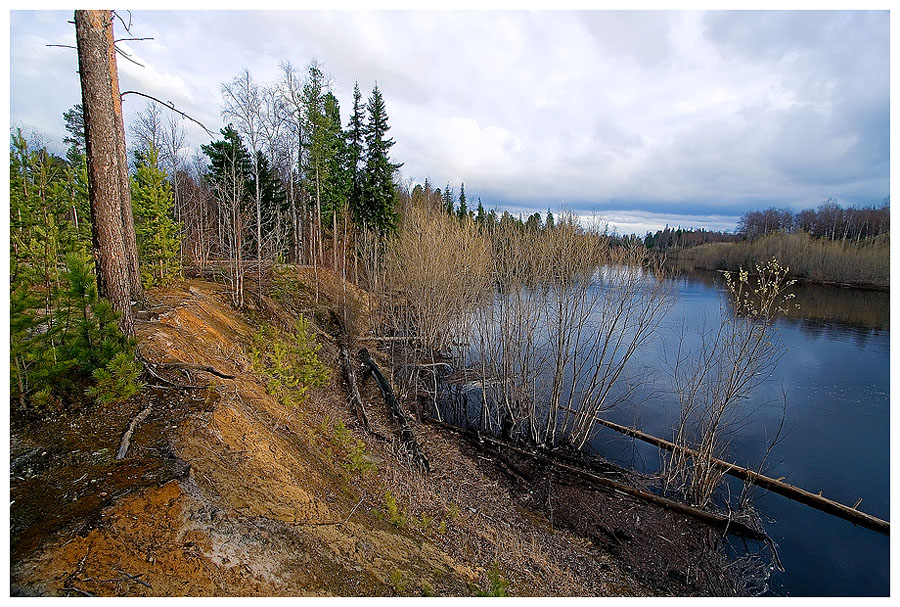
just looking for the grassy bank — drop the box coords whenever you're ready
[676,232,889,289]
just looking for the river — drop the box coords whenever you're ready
[586,271,890,596]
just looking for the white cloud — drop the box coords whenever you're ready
[9,9,889,220]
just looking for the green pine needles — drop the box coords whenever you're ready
[11,252,143,411]
[10,131,147,413]
[132,145,182,288]
[249,317,331,407]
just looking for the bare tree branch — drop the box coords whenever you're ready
[116,37,154,43]
[112,10,133,34]
[114,45,145,67]
[120,90,215,137]
[46,44,77,49]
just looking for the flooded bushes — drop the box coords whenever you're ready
[663,258,796,507]
[471,222,672,448]
[385,210,673,449]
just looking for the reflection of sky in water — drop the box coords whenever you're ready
[587,272,889,596]
[447,271,888,595]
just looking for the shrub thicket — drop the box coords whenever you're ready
[686,232,888,288]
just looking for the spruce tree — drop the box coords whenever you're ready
[442,183,454,215]
[476,198,486,225]
[346,82,366,223]
[361,84,402,235]
[322,92,348,224]
[457,182,468,220]
[253,150,287,248]
[202,125,254,195]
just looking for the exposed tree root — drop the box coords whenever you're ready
[359,348,430,473]
[116,405,153,460]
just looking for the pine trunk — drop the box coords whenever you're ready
[75,9,135,337]
[104,15,144,305]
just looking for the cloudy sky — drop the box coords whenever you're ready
[8,8,890,234]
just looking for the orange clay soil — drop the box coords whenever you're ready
[10,270,750,596]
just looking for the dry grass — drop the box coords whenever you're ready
[686,232,889,288]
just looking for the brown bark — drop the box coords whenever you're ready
[75,9,134,337]
[104,14,144,304]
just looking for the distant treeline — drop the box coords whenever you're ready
[644,198,890,253]
[736,198,889,243]
[406,180,557,233]
[684,232,889,288]
[644,226,742,251]
[642,199,889,288]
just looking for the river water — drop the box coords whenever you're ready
[586,271,890,596]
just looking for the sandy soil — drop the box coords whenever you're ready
[10,272,758,596]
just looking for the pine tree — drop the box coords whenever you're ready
[132,144,181,288]
[60,105,92,251]
[75,9,142,335]
[10,129,140,412]
[361,84,402,234]
[62,103,86,163]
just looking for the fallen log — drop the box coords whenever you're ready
[359,348,429,473]
[589,415,889,536]
[338,343,372,432]
[428,420,768,542]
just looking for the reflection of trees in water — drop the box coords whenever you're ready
[794,319,877,347]
[682,270,889,332]
[785,283,889,331]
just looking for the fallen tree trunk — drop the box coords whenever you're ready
[161,362,235,379]
[590,416,889,536]
[138,354,235,390]
[429,420,768,542]
[360,348,429,473]
[339,343,372,432]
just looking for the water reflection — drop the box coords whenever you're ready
[441,267,889,596]
[680,270,889,332]
[604,270,890,596]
